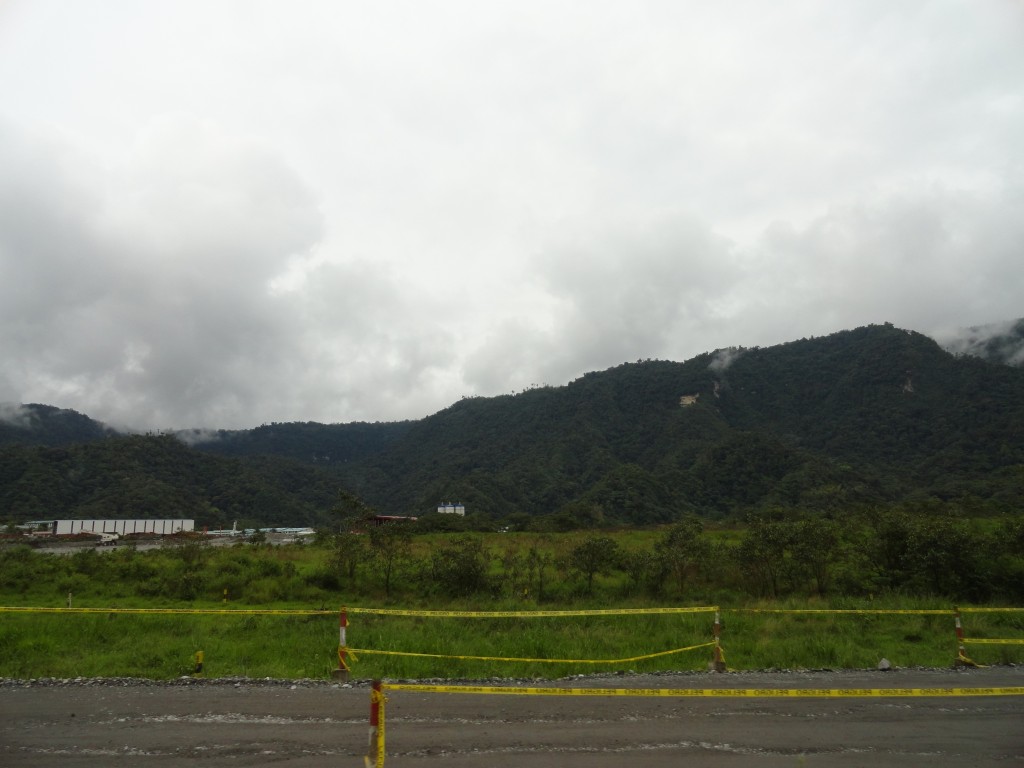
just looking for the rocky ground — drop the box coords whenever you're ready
[2,666,1022,766]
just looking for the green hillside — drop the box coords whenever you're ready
[2,323,1022,528]
[334,324,1024,522]
[0,434,341,529]
[0,404,116,447]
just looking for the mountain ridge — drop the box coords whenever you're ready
[2,322,1023,527]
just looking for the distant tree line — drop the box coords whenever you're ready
[317,505,1023,604]
[6,503,1019,606]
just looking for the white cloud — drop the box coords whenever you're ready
[0,1,1021,428]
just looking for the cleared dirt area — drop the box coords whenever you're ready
[2,667,1022,767]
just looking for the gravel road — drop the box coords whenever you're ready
[2,667,1022,767]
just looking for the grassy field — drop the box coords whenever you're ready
[1,600,1021,680]
[1,525,1022,680]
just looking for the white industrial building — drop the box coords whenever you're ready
[436,502,466,516]
[50,519,195,536]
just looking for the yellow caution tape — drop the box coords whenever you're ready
[384,684,1024,698]
[337,647,352,672]
[733,609,952,615]
[956,650,982,668]
[0,605,716,618]
[964,638,1024,645]
[735,607,1024,615]
[345,606,718,618]
[5,605,1019,618]
[0,606,334,615]
[958,607,1024,613]
[347,641,715,665]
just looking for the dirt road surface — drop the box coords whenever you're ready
[2,667,1022,767]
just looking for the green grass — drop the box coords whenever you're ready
[0,611,339,679]
[2,529,1022,680]
[1,601,1021,680]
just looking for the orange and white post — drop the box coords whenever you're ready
[711,611,726,672]
[365,680,385,768]
[953,606,977,668]
[334,608,350,680]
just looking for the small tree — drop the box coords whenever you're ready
[330,523,368,587]
[737,514,794,597]
[791,518,840,595]
[569,536,621,595]
[498,548,526,597]
[368,522,413,597]
[525,544,553,601]
[621,548,658,595]
[332,489,375,528]
[654,518,711,595]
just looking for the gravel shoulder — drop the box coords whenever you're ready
[2,667,1022,767]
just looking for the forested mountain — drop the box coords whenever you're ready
[2,323,1023,528]
[0,404,116,447]
[180,420,414,465]
[332,324,1024,522]
[0,434,341,529]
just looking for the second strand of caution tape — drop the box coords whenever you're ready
[384,684,1024,698]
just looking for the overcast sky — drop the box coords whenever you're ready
[1,1,1021,431]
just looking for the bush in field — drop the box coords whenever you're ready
[865,506,995,600]
[736,513,794,597]
[0,546,66,593]
[790,517,841,595]
[368,522,413,597]
[426,535,491,596]
[328,527,368,588]
[654,518,712,595]
[2,503,1022,608]
[569,536,621,595]
[734,511,846,598]
[521,544,554,601]
[495,547,526,598]
[620,548,659,596]
[991,518,1024,601]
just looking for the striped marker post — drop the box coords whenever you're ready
[953,606,978,668]
[333,608,349,681]
[366,679,384,768]
[711,611,726,672]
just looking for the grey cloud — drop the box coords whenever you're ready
[461,319,553,397]
[0,403,33,428]
[528,214,739,384]
[742,186,1024,340]
[933,319,1024,367]
[0,124,112,324]
[0,113,468,430]
[109,114,323,286]
[3,2,1022,429]
[290,260,460,421]
[174,428,223,447]
[462,213,737,397]
[0,117,323,429]
[463,180,1024,402]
